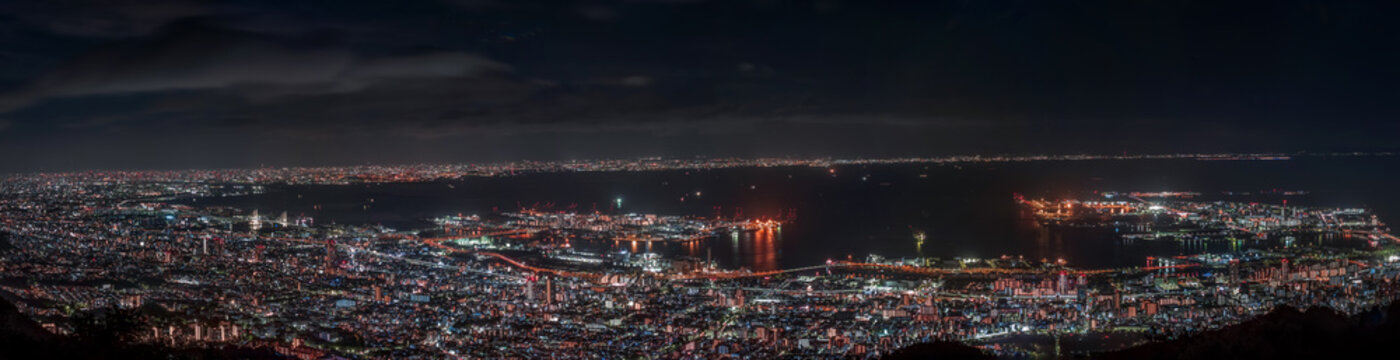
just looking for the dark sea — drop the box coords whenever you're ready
[181,157,1400,270]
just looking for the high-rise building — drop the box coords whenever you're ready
[324,239,337,274]
[1113,288,1122,314]
[544,277,554,306]
[1230,259,1241,284]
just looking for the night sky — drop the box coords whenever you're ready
[0,0,1396,172]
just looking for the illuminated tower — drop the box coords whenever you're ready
[249,210,262,233]
[1057,271,1067,295]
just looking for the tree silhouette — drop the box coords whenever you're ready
[70,306,146,347]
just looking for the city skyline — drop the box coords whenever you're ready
[0,150,1382,175]
[2,1,1398,359]
[3,155,1399,358]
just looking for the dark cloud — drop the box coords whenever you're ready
[0,22,510,110]
[0,0,1397,171]
[0,11,962,140]
[0,0,216,38]
[577,4,620,22]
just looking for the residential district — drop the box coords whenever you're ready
[1,160,1398,358]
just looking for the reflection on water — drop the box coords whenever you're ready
[182,158,1400,269]
[569,229,783,271]
[713,228,781,271]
